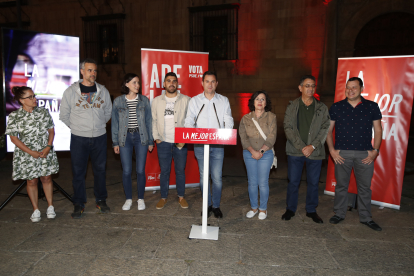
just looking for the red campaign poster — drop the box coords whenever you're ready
[141,48,209,190]
[324,56,414,209]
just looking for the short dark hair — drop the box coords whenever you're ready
[164,72,178,82]
[12,86,32,105]
[121,73,139,94]
[80,58,97,70]
[299,75,316,85]
[347,77,363,87]
[248,90,272,112]
[202,71,217,82]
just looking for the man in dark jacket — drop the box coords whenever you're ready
[282,75,330,223]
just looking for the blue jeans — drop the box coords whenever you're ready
[70,133,108,208]
[156,142,188,198]
[194,145,224,208]
[286,155,322,213]
[243,150,273,210]
[119,131,148,199]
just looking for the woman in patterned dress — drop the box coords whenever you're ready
[111,74,153,211]
[5,86,59,222]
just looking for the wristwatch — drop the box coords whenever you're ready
[46,145,54,149]
[373,148,379,154]
[311,145,316,150]
[260,149,265,154]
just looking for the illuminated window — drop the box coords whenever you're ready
[82,14,125,64]
[189,4,239,60]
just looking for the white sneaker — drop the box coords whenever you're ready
[137,199,145,211]
[122,199,133,210]
[46,206,56,219]
[246,209,258,218]
[30,209,41,222]
[258,211,267,220]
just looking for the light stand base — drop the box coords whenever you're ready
[189,224,219,240]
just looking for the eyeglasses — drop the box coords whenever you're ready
[22,95,37,100]
[255,98,266,102]
[301,84,316,89]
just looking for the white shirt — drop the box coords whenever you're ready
[184,92,234,129]
[164,96,177,143]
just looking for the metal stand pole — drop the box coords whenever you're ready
[0,180,72,211]
[0,181,27,211]
[189,144,219,240]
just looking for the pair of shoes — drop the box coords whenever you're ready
[122,199,133,210]
[258,211,267,220]
[329,215,344,224]
[71,205,84,219]
[96,200,110,213]
[137,199,146,210]
[156,199,167,209]
[30,209,41,222]
[46,206,56,219]
[201,206,213,218]
[306,212,323,224]
[281,209,295,220]
[361,220,382,231]
[246,209,258,218]
[178,198,189,209]
[212,207,223,218]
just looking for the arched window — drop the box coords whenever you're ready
[354,12,414,57]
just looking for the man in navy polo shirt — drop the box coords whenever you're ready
[326,77,383,231]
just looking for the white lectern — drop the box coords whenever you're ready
[174,128,237,240]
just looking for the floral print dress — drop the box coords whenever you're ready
[5,107,59,180]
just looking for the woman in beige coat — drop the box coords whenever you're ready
[239,91,277,220]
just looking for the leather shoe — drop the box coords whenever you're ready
[361,220,382,231]
[212,207,223,218]
[281,209,295,220]
[306,212,323,224]
[329,215,344,224]
[201,206,213,218]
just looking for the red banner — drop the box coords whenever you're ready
[324,56,414,209]
[141,48,209,189]
[175,128,237,145]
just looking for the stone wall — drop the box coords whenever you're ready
[4,0,412,160]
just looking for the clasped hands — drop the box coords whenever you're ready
[302,145,314,158]
[30,147,50,159]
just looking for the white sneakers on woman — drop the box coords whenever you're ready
[46,206,56,219]
[31,206,56,222]
[246,209,267,220]
[122,199,145,211]
[30,209,41,222]
[137,199,145,210]
[246,209,258,218]
[258,211,267,220]
[122,199,133,210]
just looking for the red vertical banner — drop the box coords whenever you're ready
[141,48,209,189]
[325,56,414,209]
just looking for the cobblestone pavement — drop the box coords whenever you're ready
[0,153,413,276]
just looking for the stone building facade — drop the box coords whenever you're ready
[1,0,414,159]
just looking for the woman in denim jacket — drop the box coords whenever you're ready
[111,73,154,211]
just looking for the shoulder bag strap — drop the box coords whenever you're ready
[252,118,267,140]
